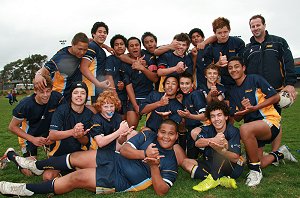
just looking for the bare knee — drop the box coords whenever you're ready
[181,158,197,173]
[43,170,60,181]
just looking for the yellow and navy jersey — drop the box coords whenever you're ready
[242,31,296,90]
[48,104,93,157]
[157,51,193,92]
[139,91,183,132]
[89,113,122,151]
[82,41,107,97]
[123,52,156,99]
[229,74,281,128]
[13,91,65,139]
[198,124,241,160]
[115,130,178,192]
[45,47,83,100]
[204,36,245,88]
[182,89,207,129]
[104,55,127,100]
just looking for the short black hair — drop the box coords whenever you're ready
[110,34,127,48]
[159,119,178,132]
[228,56,244,66]
[141,32,157,46]
[188,28,205,39]
[126,37,141,48]
[91,22,109,36]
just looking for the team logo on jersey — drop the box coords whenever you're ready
[41,115,45,120]
[245,89,253,93]
[266,44,273,48]
[229,50,236,53]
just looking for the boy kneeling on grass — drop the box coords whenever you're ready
[181,101,244,192]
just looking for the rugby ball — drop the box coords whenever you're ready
[278,91,293,108]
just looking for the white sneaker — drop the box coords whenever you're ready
[0,181,34,196]
[245,170,263,187]
[0,148,15,169]
[278,145,298,163]
[15,156,44,175]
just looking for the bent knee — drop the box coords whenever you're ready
[43,170,60,181]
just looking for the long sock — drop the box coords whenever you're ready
[191,165,209,180]
[269,151,284,162]
[35,154,73,171]
[248,162,261,172]
[26,180,55,194]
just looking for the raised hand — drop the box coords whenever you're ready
[218,52,228,67]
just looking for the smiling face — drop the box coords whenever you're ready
[179,77,193,94]
[215,26,230,43]
[157,123,178,149]
[174,40,189,57]
[71,87,87,106]
[205,68,219,85]
[228,60,246,83]
[209,109,227,133]
[127,39,141,58]
[100,101,115,120]
[113,38,126,56]
[93,26,108,46]
[34,88,52,105]
[143,36,157,54]
[250,18,266,40]
[164,77,178,97]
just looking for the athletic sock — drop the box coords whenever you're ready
[248,162,261,172]
[26,179,55,194]
[36,154,73,171]
[269,151,284,162]
[191,165,209,179]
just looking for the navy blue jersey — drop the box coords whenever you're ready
[104,55,127,101]
[89,113,122,151]
[194,48,207,88]
[139,91,183,132]
[229,74,281,128]
[204,36,245,87]
[48,104,93,156]
[182,90,207,129]
[157,51,193,91]
[123,52,156,98]
[45,47,83,100]
[199,124,241,160]
[198,81,226,99]
[82,40,107,96]
[12,91,64,138]
[115,130,178,192]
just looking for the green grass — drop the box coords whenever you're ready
[0,92,300,198]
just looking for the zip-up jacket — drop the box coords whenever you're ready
[242,31,296,90]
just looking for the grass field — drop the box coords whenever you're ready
[0,93,299,198]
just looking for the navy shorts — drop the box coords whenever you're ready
[127,98,146,112]
[257,125,280,148]
[95,149,117,194]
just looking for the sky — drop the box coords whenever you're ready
[0,0,299,70]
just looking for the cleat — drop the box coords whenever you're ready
[0,181,34,196]
[219,176,237,189]
[15,156,44,176]
[278,145,298,163]
[245,170,262,187]
[0,148,15,169]
[192,174,219,192]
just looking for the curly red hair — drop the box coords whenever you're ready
[93,90,121,113]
